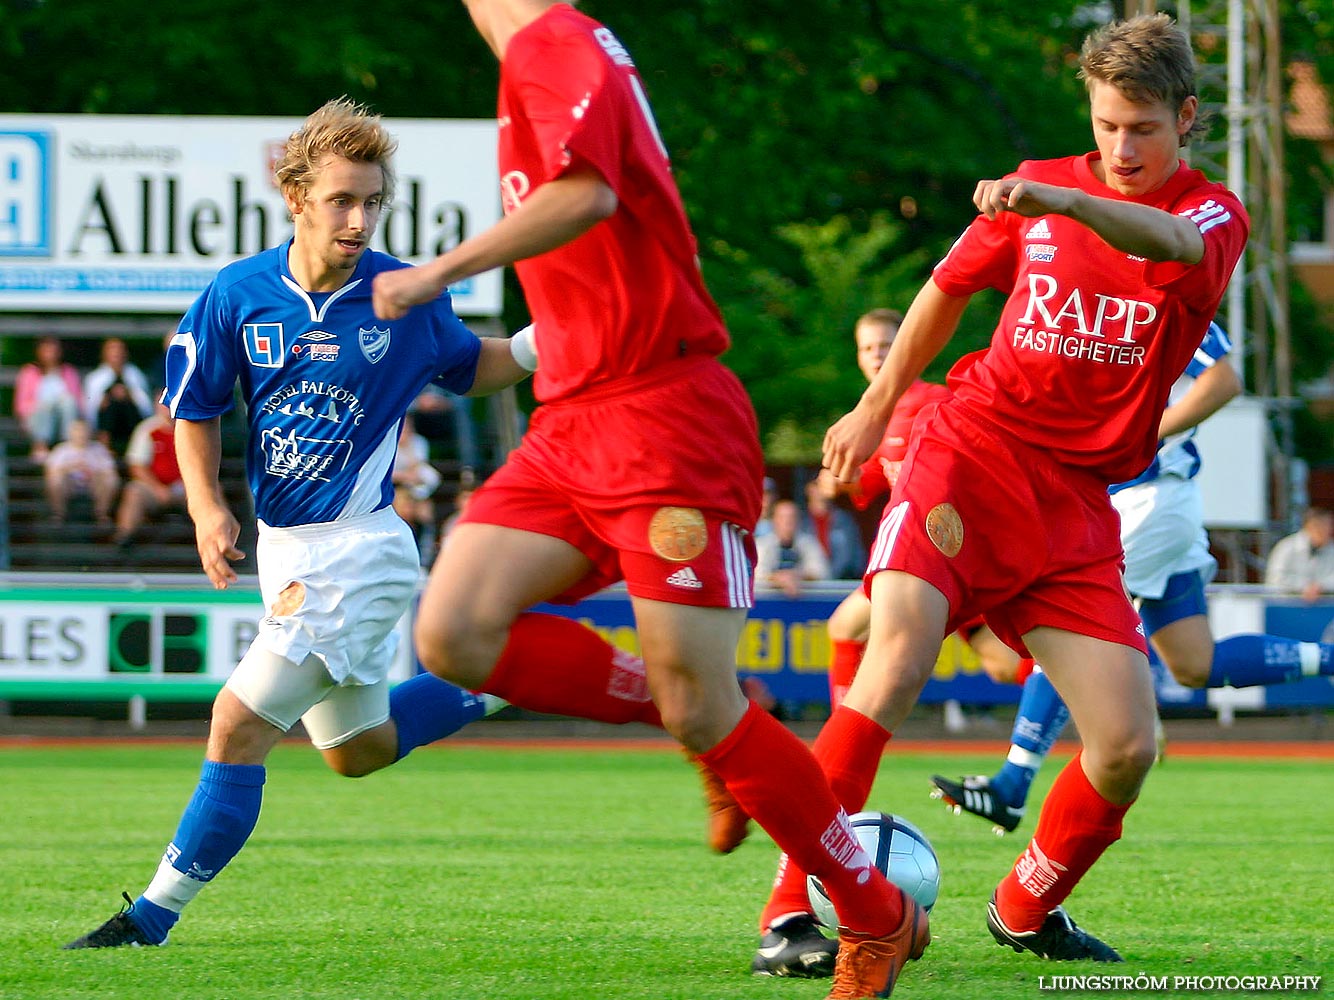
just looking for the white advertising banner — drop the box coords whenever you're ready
[0,583,414,686]
[0,114,501,315]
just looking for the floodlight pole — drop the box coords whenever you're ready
[1119,0,1293,545]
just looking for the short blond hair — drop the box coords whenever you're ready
[1079,13,1206,146]
[274,97,398,207]
[856,307,904,331]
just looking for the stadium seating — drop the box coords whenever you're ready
[0,399,256,575]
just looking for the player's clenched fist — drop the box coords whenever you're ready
[372,263,446,320]
[973,177,1076,221]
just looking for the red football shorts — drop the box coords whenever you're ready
[462,356,763,608]
[864,399,1146,659]
[955,615,987,643]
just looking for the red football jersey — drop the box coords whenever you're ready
[852,379,952,509]
[498,5,728,402]
[933,153,1248,484]
[147,423,181,486]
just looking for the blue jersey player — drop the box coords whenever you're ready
[931,321,1334,833]
[64,98,535,949]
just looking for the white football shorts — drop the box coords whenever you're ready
[225,505,421,748]
[1112,475,1217,601]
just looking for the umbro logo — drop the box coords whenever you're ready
[1025,219,1052,240]
[666,566,704,590]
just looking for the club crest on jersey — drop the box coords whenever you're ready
[648,506,708,562]
[358,326,390,364]
[244,323,286,369]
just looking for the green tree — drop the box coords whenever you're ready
[2,0,1332,462]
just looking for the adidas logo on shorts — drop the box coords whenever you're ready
[665,566,704,590]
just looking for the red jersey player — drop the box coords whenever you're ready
[757,13,1249,983]
[821,309,952,712]
[372,3,917,997]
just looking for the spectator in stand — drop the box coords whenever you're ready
[803,472,866,579]
[755,498,830,597]
[112,399,186,551]
[754,476,778,539]
[392,412,444,563]
[84,337,155,460]
[1265,506,1334,602]
[14,336,82,462]
[95,381,150,463]
[43,418,120,528]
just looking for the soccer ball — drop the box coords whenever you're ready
[806,811,941,928]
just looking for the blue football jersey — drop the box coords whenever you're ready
[1110,321,1232,493]
[163,241,482,527]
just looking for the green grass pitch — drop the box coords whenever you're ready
[1,739,1329,999]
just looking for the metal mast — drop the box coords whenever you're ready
[1185,0,1291,526]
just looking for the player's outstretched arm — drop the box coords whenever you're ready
[373,168,618,320]
[823,280,968,482]
[466,329,537,396]
[175,416,243,589]
[975,176,1204,264]
[1157,353,1241,438]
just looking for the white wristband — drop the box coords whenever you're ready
[509,324,539,372]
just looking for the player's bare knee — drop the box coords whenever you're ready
[1165,659,1209,688]
[658,705,721,755]
[1093,733,1158,795]
[427,646,495,689]
[652,676,740,753]
[1127,735,1159,777]
[414,612,502,689]
[323,750,384,779]
[413,639,470,686]
[206,689,280,764]
[324,754,373,778]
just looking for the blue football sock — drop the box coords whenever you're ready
[132,760,265,942]
[128,896,178,944]
[990,668,1069,808]
[389,671,489,761]
[1209,635,1333,688]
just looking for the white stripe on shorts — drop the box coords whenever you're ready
[867,500,910,575]
[722,522,753,609]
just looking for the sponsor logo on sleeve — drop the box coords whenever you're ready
[244,323,285,368]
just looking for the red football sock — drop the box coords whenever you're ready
[1014,657,1037,686]
[702,702,898,936]
[828,639,865,710]
[760,706,891,929]
[483,613,663,727]
[994,753,1132,931]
